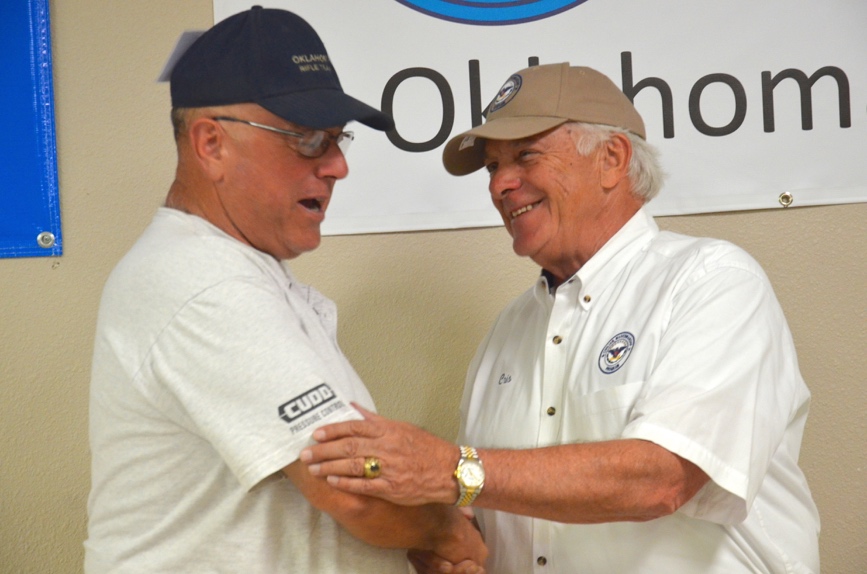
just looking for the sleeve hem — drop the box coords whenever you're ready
[622,421,750,524]
[238,409,366,491]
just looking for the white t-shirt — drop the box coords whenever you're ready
[85,208,408,573]
[459,208,819,574]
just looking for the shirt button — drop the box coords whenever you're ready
[537,556,548,566]
[547,407,556,416]
[552,335,563,344]
[584,294,592,303]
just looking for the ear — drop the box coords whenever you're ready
[598,132,632,190]
[188,117,229,182]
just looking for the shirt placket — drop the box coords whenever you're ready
[533,281,582,572]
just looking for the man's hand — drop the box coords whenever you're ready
[408,549,485,574]
[426,506,487,572]
[300,404,460,506]
[410,507,485,574]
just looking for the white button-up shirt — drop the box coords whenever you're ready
[460,209,819,573]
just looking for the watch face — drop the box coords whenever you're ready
[459,460,484,488]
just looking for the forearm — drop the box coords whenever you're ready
[322,494,469,551]
[474,439,708,523]
[301,408,709,526]
[283,461,484,563]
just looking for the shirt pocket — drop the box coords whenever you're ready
[562,381,644,442]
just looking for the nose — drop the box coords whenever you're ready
[488,165,520,201]
[317,144,349,180]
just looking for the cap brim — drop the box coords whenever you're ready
[442,116,567,175]
[258,89,394,131]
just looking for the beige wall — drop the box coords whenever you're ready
[0,1,864,572]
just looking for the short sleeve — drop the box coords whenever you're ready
[621,254,807,524]
[136,276,367,490]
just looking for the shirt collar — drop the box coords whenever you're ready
[534,207,658,302]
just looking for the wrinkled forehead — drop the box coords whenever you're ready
[482,126,568,160]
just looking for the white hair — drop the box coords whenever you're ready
[564,122,665,202]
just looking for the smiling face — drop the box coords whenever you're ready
[483,125,641,283]
[184,104,349,261]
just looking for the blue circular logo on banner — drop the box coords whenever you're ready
[395,0,590,26]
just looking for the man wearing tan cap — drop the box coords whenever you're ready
[302,62,820,573]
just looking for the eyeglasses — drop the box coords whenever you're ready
[211,116,354,158]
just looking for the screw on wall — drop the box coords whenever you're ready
[37,231,55,248]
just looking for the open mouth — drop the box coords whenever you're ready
[300,198,323,212]
[511,200,541,220]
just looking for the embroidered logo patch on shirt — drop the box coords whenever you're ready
[598,332,635,374]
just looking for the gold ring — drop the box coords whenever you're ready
[363,457,382,479]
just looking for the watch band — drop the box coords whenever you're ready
[455,445,484,507]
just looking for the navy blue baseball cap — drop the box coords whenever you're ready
[169,6,393,131]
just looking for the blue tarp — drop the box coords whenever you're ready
[0,0,61,258]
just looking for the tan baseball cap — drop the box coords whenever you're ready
[442,62,645,175]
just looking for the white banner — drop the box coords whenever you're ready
[212,0,867,234]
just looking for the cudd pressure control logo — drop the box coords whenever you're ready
[395,0,590,26]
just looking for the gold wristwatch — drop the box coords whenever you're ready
[454,445,485,507]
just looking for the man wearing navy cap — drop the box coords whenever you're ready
[85,7,486,573]
[302,63,820,573]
